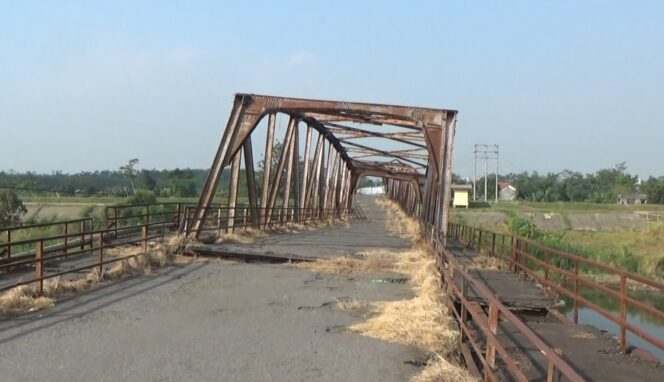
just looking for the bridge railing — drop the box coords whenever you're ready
[448,222,664,354]
[1,218,94,262]
[423,223,585,382]
[180,205,354,236]
[0,202,193,295]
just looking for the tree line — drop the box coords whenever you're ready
[0,165,211,198]
[465,163,664,204]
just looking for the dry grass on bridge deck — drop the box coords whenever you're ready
[0,195,472,382]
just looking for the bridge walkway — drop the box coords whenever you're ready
[446,241,664,381]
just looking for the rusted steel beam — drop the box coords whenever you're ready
[260,113,276,227]
[299,125,313,220]
[292,122,301,221]
[191,93,457,240]
[342,140,427,168]
[266,117,296,223]
[227,150,242,231]
[322,144,336,215]
[318,141,327,216]
[243,137,259,228]
[331,152,341,210]
[282,123,296,222]
[346,147,429,160]
[190,96,247,237]
[436,114,457,243]
[325,124,427,147]
[305,133,324,214]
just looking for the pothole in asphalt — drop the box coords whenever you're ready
[297,301,335,311]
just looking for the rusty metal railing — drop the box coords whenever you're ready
[448,222,664,354]
[422,223,585,382]
[181,206,354,236]
[1,202,356,295]
[1,218,94,262]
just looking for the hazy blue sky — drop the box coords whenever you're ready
[1,1,663,178]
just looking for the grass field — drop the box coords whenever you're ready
[451,202,664,279]
[470,200,664,213]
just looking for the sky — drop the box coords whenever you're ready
[1,1,663,178]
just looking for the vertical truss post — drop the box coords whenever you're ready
[292,122,301,222]
[318,140,327,218]
[331,152,341,215]
[227,150,242,232]
[281,122,296,224]
[266,117,296,223]
[190,96,246,237]
[260,113,276,228]
[243,137,259,228]
[322,144,335,217]
[299,125,313,222]
[305,134,324,216]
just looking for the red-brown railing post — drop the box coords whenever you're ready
[79,221,85,251]
[142,224,148,251]
[544,249,550,282]
[546,348,563,382]
[491,233,496,256]
[176,203,182,227]
[35,240,44,294]
[98,234,104,276]
[7,229,11,261]
[460,277,469,343]
[114,207,119,238]
[511,237,518,273]
[620,274,627,350]
[573,259,580,324]
[217,207,222,236]
[486,301,499,377]
[185,208,191,236]
[63,223,69,256]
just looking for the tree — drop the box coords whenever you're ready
[0,191,27,227]
[140,170,157,192]
[119,158,139,194]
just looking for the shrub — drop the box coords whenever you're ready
[508,216,539,239]
[127,190,157,205]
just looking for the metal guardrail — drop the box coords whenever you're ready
[1,218,94,262]
[422,223,585,382]
[181,206,354,236]
[448,222,664,354]
[0,216,176,294]
[1,203,355,295]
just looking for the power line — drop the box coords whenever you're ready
[473,144,499,203]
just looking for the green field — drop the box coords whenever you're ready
[451,202,664,279]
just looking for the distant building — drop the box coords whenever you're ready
[451,184,472,208]
[617,192,647,205]
[498,182,517,201]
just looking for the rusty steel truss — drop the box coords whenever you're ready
[188,93,457,238]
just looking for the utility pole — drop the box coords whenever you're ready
[484,154,488,202]
[473,144,478,201]
[495,145,499,203]
[473,143,500,203]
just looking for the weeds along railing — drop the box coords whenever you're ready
[0,203,186,294]
[447,222,664,354]
[422,224,584,382]
[0,218,94,262]
[181,206,354,236]
[0,223,167,294]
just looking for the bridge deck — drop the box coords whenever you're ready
[447,241,663,381]
[200,195,410,261]
[0,195,425,382]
